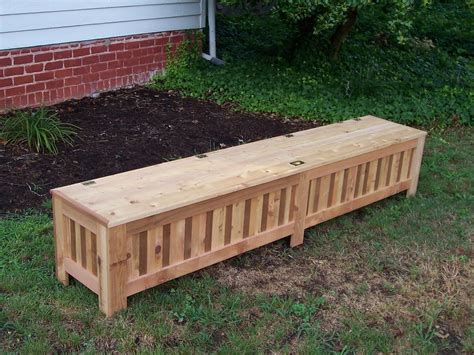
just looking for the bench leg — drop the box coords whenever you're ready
[290,173,309,247]
[407,135,426,197]
[97,224,128,317]
[52,196,69,286]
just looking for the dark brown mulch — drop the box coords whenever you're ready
[0,87,318,214]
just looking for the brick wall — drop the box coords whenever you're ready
[0,31,186,112]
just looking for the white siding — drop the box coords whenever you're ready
[0,0,206,50]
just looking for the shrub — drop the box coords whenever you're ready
[0,108,78,154]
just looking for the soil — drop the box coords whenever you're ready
[0,87,317,214]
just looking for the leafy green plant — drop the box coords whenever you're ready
[0,108,78,154]
[152,1,473,127]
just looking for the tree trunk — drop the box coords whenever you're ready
[330,7,358,59]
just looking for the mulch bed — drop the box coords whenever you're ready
[0,87,317,214]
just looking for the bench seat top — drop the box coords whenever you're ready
[52,116,426,227]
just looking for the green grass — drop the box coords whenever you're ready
[1,128,472,352]
[152,1,473,126]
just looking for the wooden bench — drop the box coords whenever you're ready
[51,116,426,316]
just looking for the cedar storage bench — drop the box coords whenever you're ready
[51,116,426,316]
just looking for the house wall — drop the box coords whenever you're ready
[0,0,206,111]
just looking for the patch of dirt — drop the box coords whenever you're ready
[213,239,474,335]
[0,87,317,213]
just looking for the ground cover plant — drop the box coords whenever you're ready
[154,1,473,127]
[1,0,473,352]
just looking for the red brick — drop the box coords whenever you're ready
[82,55,100,65]
[91,45,107,54]
[26,82,45,93]
[64,86,71,97]
[133,65,147,74]
[0,78,13,88]
[4,66,24,76]
[45,61,63,70]
[108,60,123,69]
[109,43,124,51]
[13,55,33,65]
[54,50,72,60]
[65,76,81,86]
[90,63,107,73]
[0,57,12,66]
[35,71,55,82]
[73,66,90,75]
[46,79,64,90]
[100,70,116,80]
[132,48,148,57]
[117,67,133,77]
[12,95,28,107]
[99,53,115,62]
[123,58,140,67]
[25,63,44,73]
[73,48,90,57]
[42,91,51,103]
[155,37,168,46]
[125,41,140,50]
[34,52,53,62]
[64,58,82,68]
[56,88,65,99]
[5,86,26,97]
[55,68,73,78]
[83,73,100,83]
[139,39,155,48]
[13,75,34,86]
[116,51,133,60]
[139,56,155,65]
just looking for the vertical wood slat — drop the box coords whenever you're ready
[91,232,98,276]
[224,205,233,245]
[162,224,171,267]
[307,179,316,216]
[211,207,225,249]
[261,193,269,232]
[169,220,185,265]
[80,226,87,269]
[147,225,163,273]
[205,211,213,252]
[243,199,251,238]
[191,213,207,257]
[400,149,412,180]
[335,170,345,205]
[184,217,193,260]
[366,160,379,194]
[69,219,77,262]
[138,231,147,276]
[378,156,389,189]
[266,190,280,230]
[278,188,287,226]
[343,166,357,203]
[85,229,93,273]
[75,222,82,266]
[318,175,331,210]
[389,152,402,186]
[231,201,244,243]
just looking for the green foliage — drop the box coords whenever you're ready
[152,1,473,126]
[0,108,78,154]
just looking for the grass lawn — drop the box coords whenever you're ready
[1,128,472,353]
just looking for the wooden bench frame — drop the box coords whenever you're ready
[51,116,426,316]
